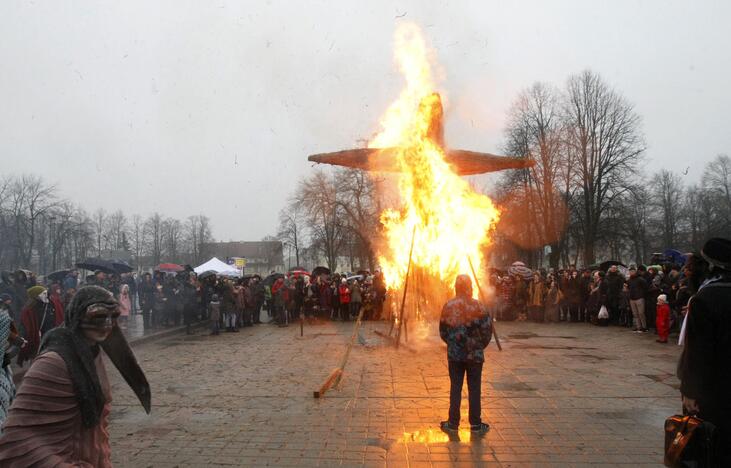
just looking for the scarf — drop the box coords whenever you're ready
[39,327,106,428]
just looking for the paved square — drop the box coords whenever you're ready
[108,320,681,467]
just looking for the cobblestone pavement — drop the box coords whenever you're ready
[108,319,682,467]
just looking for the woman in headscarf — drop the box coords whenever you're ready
[0,286,150,467]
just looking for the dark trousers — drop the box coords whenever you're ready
[448,360,483,427]
[142,306,152,330]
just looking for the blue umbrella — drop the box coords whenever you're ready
[663,249,687,265]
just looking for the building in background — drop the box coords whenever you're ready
[199,241,284,275]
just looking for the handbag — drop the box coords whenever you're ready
[664,414,716,467]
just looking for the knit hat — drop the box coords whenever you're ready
[657,294,667,304]
[701,237,731,271]
[27,285,47,300]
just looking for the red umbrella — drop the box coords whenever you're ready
[156,263,184,273]
[288,270,310,278]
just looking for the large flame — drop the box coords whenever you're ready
[370,23,501,298]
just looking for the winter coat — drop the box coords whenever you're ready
[513,280,527,306]
[677,277,731,462]
[338,284,351,304]
[528,280,545,307]
[439,294,492,363]
[628,275,647,301]
[350,283,362,303]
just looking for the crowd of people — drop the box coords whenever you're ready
[491,263,687,343]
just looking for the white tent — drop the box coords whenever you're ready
[194,257,241,277]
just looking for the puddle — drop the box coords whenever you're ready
[491,381,534,391]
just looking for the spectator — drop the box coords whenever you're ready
[627,268,648,332]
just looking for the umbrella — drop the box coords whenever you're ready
[47,269,70,282]
[289,266,307,272]
[663,249,688,266]
[76,258,116,274]
[111,259,133,274]
[508,262,533,280]
[347,274,364,282]
[312,266,331,277]
[288,270,310,278]
[599,260,627,272]
[263,273,284,286]
[198,270,217,280]
[156,263,184,273]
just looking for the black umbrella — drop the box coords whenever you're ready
[263,273,284,286]
[311,266,331,277]
[47,269,71,282]
[599,260,627,272]
[198,270,217,280]
[76,258,116,274]
[111,259,133,274]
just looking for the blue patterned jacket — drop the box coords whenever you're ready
[439,295,493,363]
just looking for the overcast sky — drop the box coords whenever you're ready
[2,1,729,241]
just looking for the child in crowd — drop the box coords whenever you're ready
[209,294,221,336]
[655,294,670,343]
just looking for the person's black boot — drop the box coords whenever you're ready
[470,422,490,437]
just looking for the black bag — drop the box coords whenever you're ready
[664,414,717,467]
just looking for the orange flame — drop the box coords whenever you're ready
[370,23,500,297]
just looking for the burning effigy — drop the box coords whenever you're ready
[309,23,531,328]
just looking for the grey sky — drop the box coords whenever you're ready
[2,1,729,241]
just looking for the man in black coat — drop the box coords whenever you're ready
[627,268,648,332]
[137,273,156,330]
[605,265,624,325]
[677,239,731,465]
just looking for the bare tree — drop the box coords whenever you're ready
[650,170,684,249]
[162,217,183,262]
[185,215,212,265]
[143,213,164,265]
[8,175,58,267]
[334,168,380,270]
[501,82,571,268]
[702,154,731,235]
[104,210,128,252]
[277,200,307,268]
[564,70,645,264]
[296,171,346,271]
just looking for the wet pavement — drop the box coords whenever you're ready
[108,319,682,467]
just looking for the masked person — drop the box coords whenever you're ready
[0,286,151,467]
[17,286,63,366]
[439,275,492,437]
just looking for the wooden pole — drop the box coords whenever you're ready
[395,226,417,348]
[467,256,503,351]
[313,306,366,398]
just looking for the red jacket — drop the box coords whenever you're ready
[18,300,63,365]
[338,284,351,304]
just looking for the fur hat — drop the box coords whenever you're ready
[657,294,667,304]
[701,237,731,271]
[27,285,47,300]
